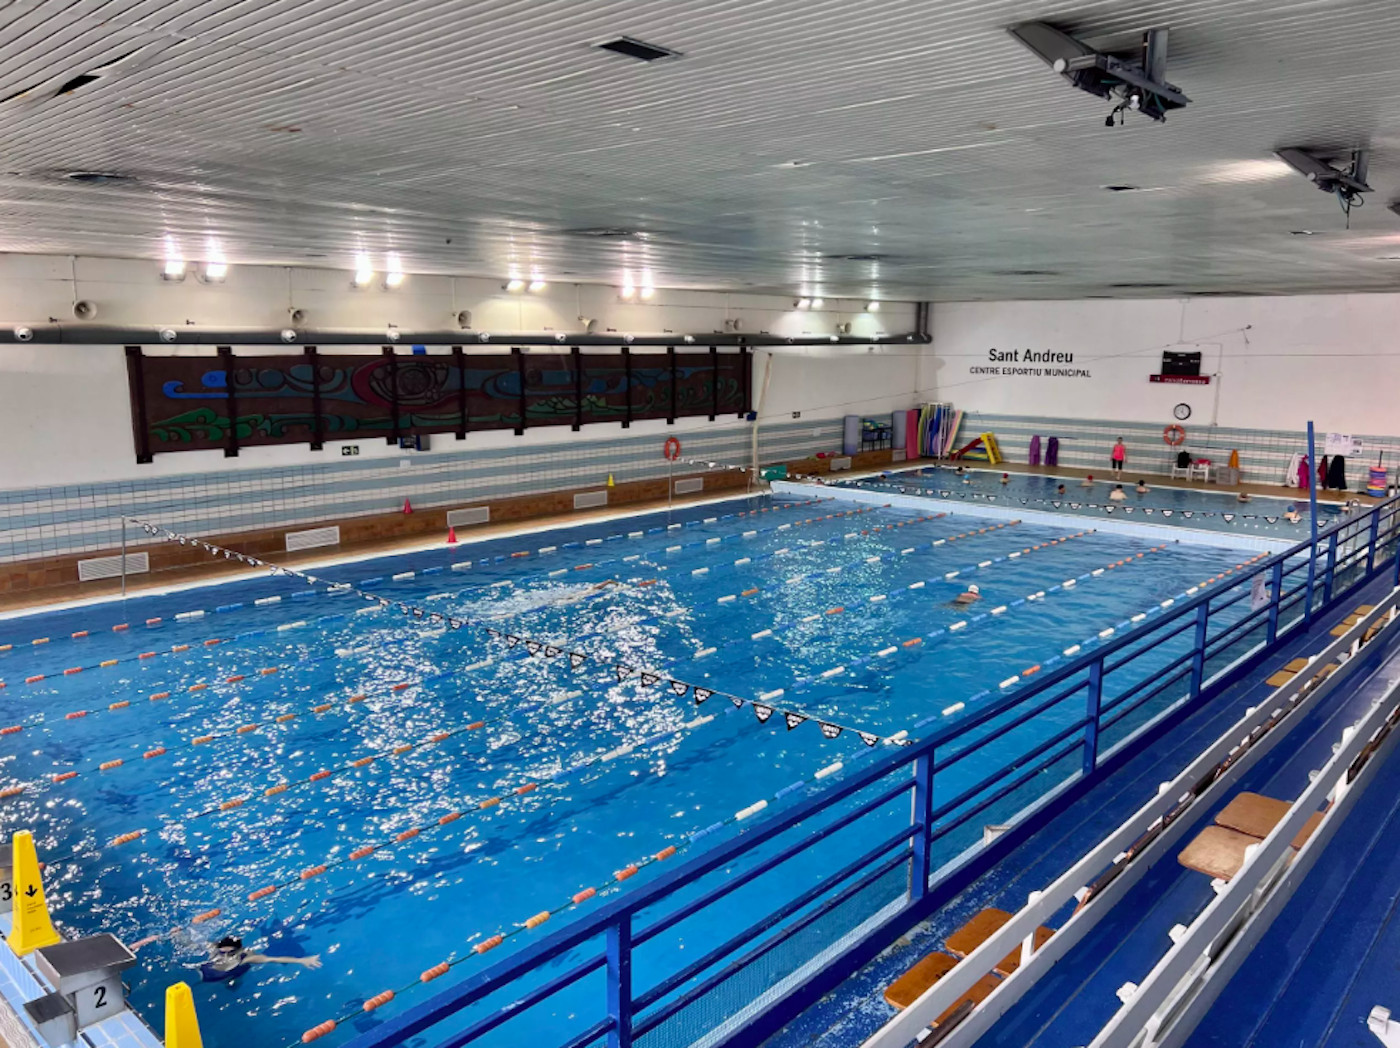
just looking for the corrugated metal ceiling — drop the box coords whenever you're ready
[1,0,1399,299]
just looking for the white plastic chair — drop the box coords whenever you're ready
[1169,458,1191,480]
[1189,461,1212,484]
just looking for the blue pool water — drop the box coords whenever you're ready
[0,493,1270,1047]
[838,466,1346,537]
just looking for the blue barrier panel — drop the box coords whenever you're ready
[341,495,1400,1048]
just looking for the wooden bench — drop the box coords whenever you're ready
[1179,792,1329,880]
[883,907,1056,1026]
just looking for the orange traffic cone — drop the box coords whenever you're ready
[447,526,457,545]
[402,498,413,514]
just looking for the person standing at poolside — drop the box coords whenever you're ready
[1111,438,1127,480]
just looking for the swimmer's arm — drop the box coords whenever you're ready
[245,953,322,969]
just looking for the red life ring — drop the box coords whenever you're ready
[1163,424,1186,447]
[663,437,682,461]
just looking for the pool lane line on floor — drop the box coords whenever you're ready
[282,733,897,1045]
[0,497,837,660]
[5,523,1168,802]
[0,498,853,682]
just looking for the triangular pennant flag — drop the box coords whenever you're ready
[819,721,842,739]
[487,628,502,639]
[526,640,542,655]
[1223,514,1235,523]
[1070,502,1081,510]
[1144,508,1155,515]
[569,652,587,669]
[1020,498,1028,505]
[507,635,522,648]
[1182,511,1193,519]
[940,490,950,498]
[641,672,660,687]
[1123,506,1135,514]
[1161,510,1173,518]
[412,607,425,618]
[730,695,745,708]
[857,731,879,747]
[669,680,689,697]
[1104,505,1115,513]
[753,703,774,723]
[693,687,714,705]
[544,645,562,658]
[1052,501,1062,509]
[1266,516,1278,524]
[615,665,634,683]
[429,613,444,624]
[448,618,464,629]
[378,598,391,607]
[784,712,807,730]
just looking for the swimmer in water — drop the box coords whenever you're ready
[1284,504,1301,523]
[1000,473,1010,485]
[1080,474,1094,488]
[953,583,981,605]
[198,936,320,983]
[1108,485,1127,501]
[954,466,966,477]
[1056,484,1067,495]
[1136,479,1150,494]
[1237,491,1252,503]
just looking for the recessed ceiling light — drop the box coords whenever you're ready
[639,285,655,300]
[528,279,547,292]
[810,297,825,308]
[384,253,405,288]
[866,301,881,312]
[162,258,185,281]
[505,278,526,292]
[620,284,636,299]
[596,37,682,62]
[795,298,811,310]
[352,254,374,288]
[199,261,227,283]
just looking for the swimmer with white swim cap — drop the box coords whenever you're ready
[953,583,981,605]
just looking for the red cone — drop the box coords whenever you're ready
[447,526,457,545]
[402,498,413,514]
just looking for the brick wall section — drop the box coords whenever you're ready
[0,451,897,598]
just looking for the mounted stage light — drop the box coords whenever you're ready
[1008,22,1190,124]
[1276,147,1372,223]
[198,261,228,283]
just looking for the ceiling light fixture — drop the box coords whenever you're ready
[866,301,880,312]
[505,278,526,292]
[639,285,655,300]
[811,297,825,308]
[384,253,405,288]
[620,284,637,299]
[162,258,186,282]
[352,254,374,288]
[528,279,547,293]
[199,261,228,283]
[795,298,811,310]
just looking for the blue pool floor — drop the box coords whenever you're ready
[766,569,1400,1048]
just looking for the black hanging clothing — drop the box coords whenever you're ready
[1328,454,1348,490]
[1046,437,1059,466]
[1176,450,1191,468]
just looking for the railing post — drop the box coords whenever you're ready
[1266,560,1283,643]
[607,917,633,1048]
[1368,508,1381,574]
[1188,603,1210,701]
[909,753,934,901]
[1323,532,1338,607]
[1082,660,1103,775]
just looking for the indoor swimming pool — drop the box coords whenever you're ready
[0,493,1299,1047]
[838,466,1347,538]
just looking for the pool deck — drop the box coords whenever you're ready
[764,569,1398,1048]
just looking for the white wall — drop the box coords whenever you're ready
[0,255,920,489]
[929,293,1400,436]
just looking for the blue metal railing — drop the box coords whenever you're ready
[344,495,1400,1048]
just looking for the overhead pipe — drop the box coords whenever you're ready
[0,324,932,348]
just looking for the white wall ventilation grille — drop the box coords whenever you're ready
[447,506,491,527]
[285,526,341,552]
[574,491,609,510]
[77,552,149,582]
[673,478,705,494]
